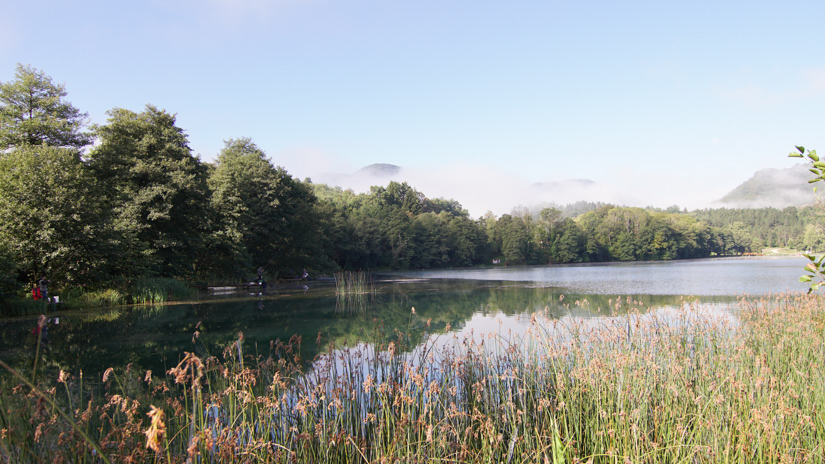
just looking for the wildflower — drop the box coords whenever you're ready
[102,367,114,383]
[144,405,166,453]
[144,370,152,384]
[411,307,415,314]
[57,370,67,384]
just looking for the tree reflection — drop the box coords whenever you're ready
[0,281,736,379]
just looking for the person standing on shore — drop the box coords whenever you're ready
[38,277,49,302]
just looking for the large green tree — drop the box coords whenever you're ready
[0,64,91,150]
[88,105,209,279]
[0,145,108,287]
[208,138,334,278]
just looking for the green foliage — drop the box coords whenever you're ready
[0,297,49,317]
[88,105,210,279]
[789,145,825,292]
[3,65,816,293]
[130,277,196,304]
[0,244,19,300]
[0,64,92,150]
[207,138,336,279]
[0,145,109,286]
[802,223,825,252]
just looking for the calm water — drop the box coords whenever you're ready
[394,256,809,295]
[0,257,809,377]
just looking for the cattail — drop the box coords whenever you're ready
[144,405,166,453]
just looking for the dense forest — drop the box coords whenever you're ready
[0,64,823,298]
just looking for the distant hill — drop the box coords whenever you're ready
[353,163,401,177]
[717,164,817,208]
[314,163,402,190]
[313,163,639,215]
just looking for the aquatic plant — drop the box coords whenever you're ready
[2,293,825,462]
[0,297,49,317]
[334,270,377,312]
[130,277,198,304]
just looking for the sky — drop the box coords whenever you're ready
[2,0,825,216]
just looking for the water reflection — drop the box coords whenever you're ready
[0,277,736,379]
[396,256,809,295]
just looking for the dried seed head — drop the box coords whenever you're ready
[144,405,166,453]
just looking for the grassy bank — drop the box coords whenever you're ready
[2,293,824,462]
[0,278,199,316]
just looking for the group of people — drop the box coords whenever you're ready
[31,276,49,302]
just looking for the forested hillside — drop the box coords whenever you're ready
[690,206,823,252]
[0,65,822,297]
[718,164,815,208]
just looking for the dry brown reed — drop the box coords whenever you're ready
[2,293,825,463]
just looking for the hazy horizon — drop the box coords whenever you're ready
[3,1,824,214]
[294,160,815,217]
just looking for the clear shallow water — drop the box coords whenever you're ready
[0,257,808,377]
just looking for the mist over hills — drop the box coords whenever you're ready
[313,163,639,216]
[716,164,817,209]
[313,162,820,215]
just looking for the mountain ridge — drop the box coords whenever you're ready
[716,164,816,208]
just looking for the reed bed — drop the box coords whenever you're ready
[65,287,126,308]
[2,293,825,463]
[334,271,376,311]
[0,278,197,315]
[130,277,198,304]
[0,297,50,317]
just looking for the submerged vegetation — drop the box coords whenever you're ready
[2,293,824,462]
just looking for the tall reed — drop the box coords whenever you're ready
[334,271,376,312]
[130,277,198,304]
[3,293,825,462]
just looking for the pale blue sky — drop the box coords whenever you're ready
[2,0,824,214]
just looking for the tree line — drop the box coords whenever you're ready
[0,64,821,297]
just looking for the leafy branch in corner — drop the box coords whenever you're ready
[789,145,825,292]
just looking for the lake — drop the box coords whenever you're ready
[0,256,809,378]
